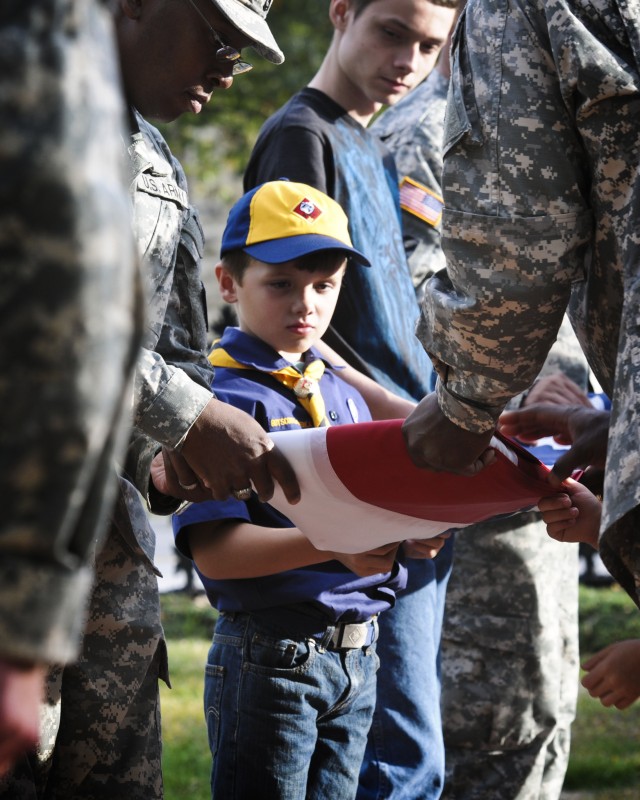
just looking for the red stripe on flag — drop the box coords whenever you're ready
[325,420,550,524]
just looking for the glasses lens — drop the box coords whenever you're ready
[215,44,253,74]
[231,59,253,75]
[216,44,241,61]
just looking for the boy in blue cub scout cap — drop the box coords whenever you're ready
[173,180,448,800]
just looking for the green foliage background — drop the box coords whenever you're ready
[158,0,333,201]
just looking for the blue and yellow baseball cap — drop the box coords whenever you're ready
[220,180,371,266]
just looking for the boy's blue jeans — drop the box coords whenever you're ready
[358,539,454,800]
[205,611,380,800]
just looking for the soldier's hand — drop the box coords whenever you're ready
[179,398,300,504]
[150,449,211,502]
[499,404,610,484]
[523,372,591,407]
[402,393,496,475]
[0,659,46,777]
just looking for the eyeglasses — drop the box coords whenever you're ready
[185,0,253,75]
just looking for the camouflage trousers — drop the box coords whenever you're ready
[442,728,572,800]
[0,488,169,800]
[440,513,579,800]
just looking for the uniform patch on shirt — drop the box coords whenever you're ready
[136,173,188,209]
[270,417,302,428]
[399,177,443,228]
[293,198,322,221]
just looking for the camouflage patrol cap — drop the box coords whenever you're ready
[210,0,284,64]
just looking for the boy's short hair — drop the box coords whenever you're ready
[220,179,370,270]
[352,0,460,15]
[221,248,349,284]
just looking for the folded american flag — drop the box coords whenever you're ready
[268,419,552,553]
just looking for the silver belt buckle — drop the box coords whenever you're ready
[341,623,368,648]
[330,617,377,649]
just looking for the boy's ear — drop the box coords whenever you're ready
[216,263,239,304]
[329,0,352,31]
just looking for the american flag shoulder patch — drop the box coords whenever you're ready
[399,176,443,228]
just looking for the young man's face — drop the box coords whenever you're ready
[334,0,456,112]
[118,0,254,122]
[217,258,347,361]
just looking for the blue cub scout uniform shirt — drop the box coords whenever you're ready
[173,327,407,622]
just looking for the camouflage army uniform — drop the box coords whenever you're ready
[0,0,140,698]
[440,318,585,800]
[375,69,584,799]
[3,109,215,799]
[375,68,449,299]
[419,0,640,605]
[0,0,143,796]
[125,110,214,496]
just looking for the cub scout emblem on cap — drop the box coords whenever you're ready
[293,198,322,222]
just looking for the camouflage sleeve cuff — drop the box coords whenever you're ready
[121,428,174,514]
[0,558,94,665]
[436,377,503,434]
[599,507,640,609]
[135,365,213,449]
[129,433,184,515]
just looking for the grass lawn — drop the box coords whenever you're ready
[161,637,211,800]
[160,585,640,800]
[561,584,640,798]
[562,685,640,799]
[161,594,213,800]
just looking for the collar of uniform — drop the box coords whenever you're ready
[214,327,343,374]
[127,110,174,181]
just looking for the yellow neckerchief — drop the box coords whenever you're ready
[209,344,330,428]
